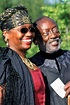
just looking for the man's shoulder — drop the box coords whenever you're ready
[59,49,70,56]
[30,49,70,66]
[30,52,45,66]
[57,49,70,61]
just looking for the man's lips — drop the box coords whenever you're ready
[49,38,60,46]
[51,41,58,46]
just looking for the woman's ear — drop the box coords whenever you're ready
[3,30,9,42]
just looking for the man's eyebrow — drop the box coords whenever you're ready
[52,26,58,29]
[42,26,58,30]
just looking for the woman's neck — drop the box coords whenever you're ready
[9,47,26,58]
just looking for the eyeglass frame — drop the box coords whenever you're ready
[10,26,35,34]
[41,26,60,37]
[19,27,35,34]
[36,25,60,37]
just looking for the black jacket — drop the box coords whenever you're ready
[0,47,35,105]
[30,49,70,105]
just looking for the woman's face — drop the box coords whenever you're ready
[3,24,35,52]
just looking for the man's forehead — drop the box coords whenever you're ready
[38,23,49,30]
[37,22,57,30]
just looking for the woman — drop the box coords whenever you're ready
[0,5,46,105]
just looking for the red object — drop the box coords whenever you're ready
[30,68,45,105]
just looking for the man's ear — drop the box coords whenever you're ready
[33,36,38,45]
[34,40,38,45]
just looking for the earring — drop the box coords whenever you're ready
[4,37,9,47]
[6,42,9,46]
[4,37,7,42]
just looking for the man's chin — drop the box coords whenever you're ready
[45,48,60,54]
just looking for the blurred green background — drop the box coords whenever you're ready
[0,0,70,57]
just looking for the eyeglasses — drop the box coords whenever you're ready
[42,28,60,36]
[19,27,35,34]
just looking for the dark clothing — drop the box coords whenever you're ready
[0,47,35,105]
[30,49,70,105]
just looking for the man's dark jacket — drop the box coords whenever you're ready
[30,49,70,105]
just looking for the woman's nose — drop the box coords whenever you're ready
[25,31,35,37]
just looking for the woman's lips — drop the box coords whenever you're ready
[22,39,32,42]
[21,39,33,45]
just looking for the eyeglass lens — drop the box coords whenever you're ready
[21,27,35,34]
[42,28,60,36]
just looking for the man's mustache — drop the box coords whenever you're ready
[49,37,61,43]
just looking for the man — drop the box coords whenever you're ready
[30,16,70,105]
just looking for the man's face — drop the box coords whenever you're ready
[36,18,61,53]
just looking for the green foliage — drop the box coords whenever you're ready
[0,31,5,47]
[0,0,13,12]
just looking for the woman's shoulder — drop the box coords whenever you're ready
[0,47,9,62]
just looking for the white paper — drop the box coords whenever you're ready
[50,78,66,98]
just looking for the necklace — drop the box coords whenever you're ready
[21,57,34,70]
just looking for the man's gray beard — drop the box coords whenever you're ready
[45,38,61,54]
